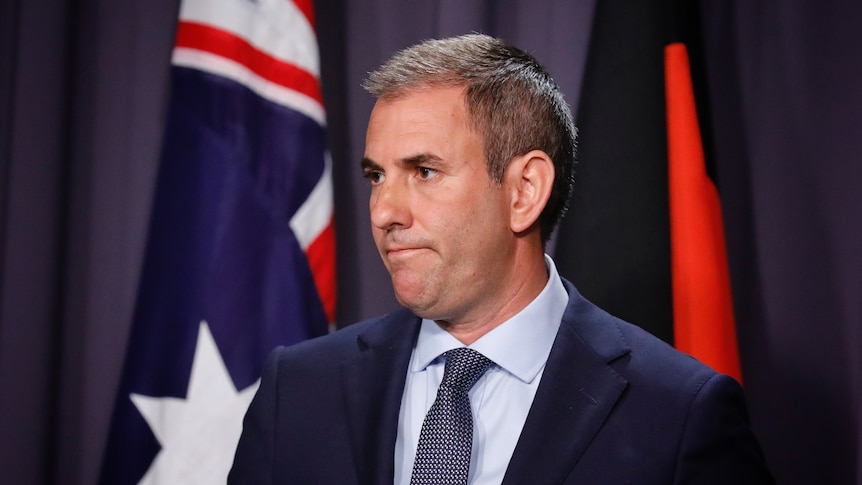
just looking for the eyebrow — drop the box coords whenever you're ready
[360,156,381,172]
[402,153,442,167]
[360,153,443,171]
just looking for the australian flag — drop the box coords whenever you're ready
[99,0,335,483]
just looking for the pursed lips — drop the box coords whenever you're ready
[387,246,423,256]
[384,245,430,264]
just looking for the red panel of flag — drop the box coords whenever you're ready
[666,43,742,382]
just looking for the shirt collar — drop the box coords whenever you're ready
[411,255,568,384]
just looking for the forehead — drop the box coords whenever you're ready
[372,86,467,123]
[364,87,485,171]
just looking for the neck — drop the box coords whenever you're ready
[437,249,549,345]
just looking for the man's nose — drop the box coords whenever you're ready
[370,180,412,231]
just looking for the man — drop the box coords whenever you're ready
[230,34,773,484]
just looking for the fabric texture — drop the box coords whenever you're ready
[410,348,494,484]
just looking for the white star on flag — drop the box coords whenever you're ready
[131,321,259,484]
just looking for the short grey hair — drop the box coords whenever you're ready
[363,33,577,243]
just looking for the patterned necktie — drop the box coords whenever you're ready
[410,348,494,485]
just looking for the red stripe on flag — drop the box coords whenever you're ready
[175,21,323,105]
[291,0,316,29]
[665,42,742,383]
[305,218,336,324]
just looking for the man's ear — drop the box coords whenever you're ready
[505,150,555,234]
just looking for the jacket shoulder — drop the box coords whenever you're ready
[268,308,418,369]
[560,277,718,389]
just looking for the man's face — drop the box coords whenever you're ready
[362,86,515,324]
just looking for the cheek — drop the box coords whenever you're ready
[451,192,508,251]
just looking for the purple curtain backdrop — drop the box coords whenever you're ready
[1,1,859,484]
[701,2,862,483]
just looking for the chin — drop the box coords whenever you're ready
[390,269,445,316]
[393,291,436,319]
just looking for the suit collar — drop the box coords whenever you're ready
[502,279,631,485]
[341,309,419,485]
[557,278,632,362]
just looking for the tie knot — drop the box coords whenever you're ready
[440,348,494,392]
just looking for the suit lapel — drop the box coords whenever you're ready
[502,282,630,485]
[341,310,419,485]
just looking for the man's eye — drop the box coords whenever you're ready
[417,167,438,180]
[363,171,384,185]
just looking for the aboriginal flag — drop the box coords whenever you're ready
[554,0,742,381]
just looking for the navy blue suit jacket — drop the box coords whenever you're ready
[229,279,773,484]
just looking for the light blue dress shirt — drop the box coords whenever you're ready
[394,255,569,485]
